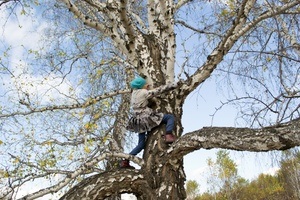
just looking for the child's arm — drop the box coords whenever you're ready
[145,82,178,99]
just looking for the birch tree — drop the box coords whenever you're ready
[279,149,300,199]
[0,0,300,199]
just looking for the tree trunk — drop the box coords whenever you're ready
[141,127,186,199]
[134,94,186,199]
[59,95,186,200]
[59,129,187,200]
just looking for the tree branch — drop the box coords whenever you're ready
[179,0,300,99]
[60,0,106,32]
[0,89,131,118]
[175,0,193,11]
[0,0,16,7]
[59,169,149,200]
[168,118,300,159]
[17,152,143,200]
[175,20,221,36]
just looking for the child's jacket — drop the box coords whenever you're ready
[126,82,177,133]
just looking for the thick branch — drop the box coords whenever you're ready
[110,94,131,152]
[168,118,300,159]
[17,152,143,200]
[60,0,106,32]
[119,0,136,43]
[59,169,149,200]
[179,0,300,98]
[178,0,254,97]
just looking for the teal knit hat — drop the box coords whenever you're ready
[130,77,146,89]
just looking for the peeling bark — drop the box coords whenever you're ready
[169,118,300,159]
[60,170,148,200]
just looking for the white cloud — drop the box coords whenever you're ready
[0,7,80,105]
[1,55,79,106]
[12,71,79,105]
[1,6,46,50]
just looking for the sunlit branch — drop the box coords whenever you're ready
[168,117,300,159]
[60,0,106,32]
[181,0,300,98]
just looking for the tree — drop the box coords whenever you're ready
[194,150,289,200]
[186,180,200,200]
[204,150,252,200]
[198,173,286,200]
[0,0,300,199]
[216,150,238,196]
[241,173,285,200]
[278,149,300,199]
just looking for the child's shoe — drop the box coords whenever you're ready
[164,133,176,144]
[120,159,135,169]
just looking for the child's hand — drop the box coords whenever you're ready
[167,82,177,88]
[171,79,184,88]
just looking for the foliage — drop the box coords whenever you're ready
[186,180,201,200]
[189,149,300,200]
[278,149,300,199]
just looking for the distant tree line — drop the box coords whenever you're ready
[186,149,300,200]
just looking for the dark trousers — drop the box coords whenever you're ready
[129,114,174,155]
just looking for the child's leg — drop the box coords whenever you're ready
[120,132,146,169]
[129,132,146,156]
[161,114,175,133]
[161,114,176,143]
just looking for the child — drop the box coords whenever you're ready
[120,77,177,168]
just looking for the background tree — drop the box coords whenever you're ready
[196,171,286,200]
[0,0,300,199]
[278,149,300,199]
[186,180,201,200]
[205,150,242,200]
[190,150,300,200]
[243,173,285,200]
[215,150,238,199]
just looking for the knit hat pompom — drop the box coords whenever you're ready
[130,77,146,89]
